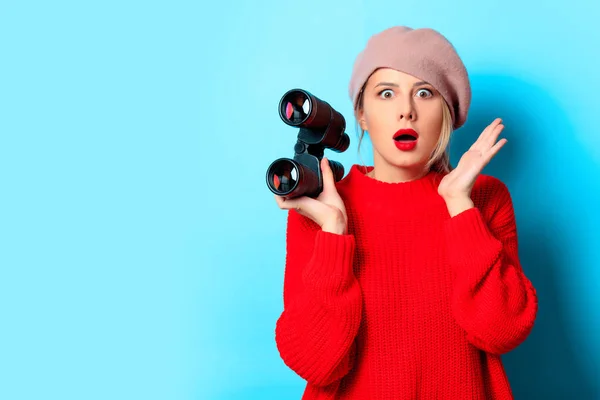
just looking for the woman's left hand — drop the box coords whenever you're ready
[438,118,507,201]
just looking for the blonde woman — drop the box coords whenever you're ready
[274,26,538,400]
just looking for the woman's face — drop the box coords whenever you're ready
[357,68,444,171]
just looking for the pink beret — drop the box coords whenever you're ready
[348,26,471,130]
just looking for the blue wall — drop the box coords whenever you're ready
[1,1,598,399]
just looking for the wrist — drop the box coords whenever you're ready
[321,215,347,235]
[445,196,475,218]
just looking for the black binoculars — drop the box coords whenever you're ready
[265,89,350,199]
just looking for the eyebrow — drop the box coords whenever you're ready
[374,81,430,88]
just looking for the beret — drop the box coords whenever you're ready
[349,26,471,129]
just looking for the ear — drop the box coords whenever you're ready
[357,109,368,131]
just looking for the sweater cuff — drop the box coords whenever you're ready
[444,207,502,275]
[301,229,356,295]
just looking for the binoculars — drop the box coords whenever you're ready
[265,89,350,199]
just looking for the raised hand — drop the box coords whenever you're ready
[438,118,506,200]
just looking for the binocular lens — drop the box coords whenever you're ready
[270,160,298,194]
[281,92,310,125]
[268,88,349,199]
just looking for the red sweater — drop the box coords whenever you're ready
[274,164,538,400]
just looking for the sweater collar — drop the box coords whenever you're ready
[345,164,445,198]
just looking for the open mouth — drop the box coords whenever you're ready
[394,134,417,141]
[393,129,418,151]
[393,129,419,141]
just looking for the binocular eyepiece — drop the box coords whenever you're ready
[266,89,349,199]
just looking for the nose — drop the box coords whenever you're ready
[398,98,416,122]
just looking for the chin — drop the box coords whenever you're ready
[388,152,428,169]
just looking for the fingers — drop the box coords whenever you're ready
[484,120,505,149]
[320,157,336,194]
[486,118,503,134]
[274,194,308,218]
[486,138,508,159]
[274,194,301,210]
[274,194,284,208]
[471,118,504,152]
[274,193,314,213]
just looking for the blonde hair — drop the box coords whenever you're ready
[354,84,455,174]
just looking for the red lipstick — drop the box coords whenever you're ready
[393,128,419,151]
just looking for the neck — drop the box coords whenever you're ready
[367,154,430,183]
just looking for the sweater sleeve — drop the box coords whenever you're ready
[274,209,363,387]
[443,181,538,355]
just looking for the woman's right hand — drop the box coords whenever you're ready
[274,157,348,235]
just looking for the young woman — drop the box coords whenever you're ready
[273,26,538,400]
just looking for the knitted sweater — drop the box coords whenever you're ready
[274,164,538,400]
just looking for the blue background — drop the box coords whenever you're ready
[1,0,599,399]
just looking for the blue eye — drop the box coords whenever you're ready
[416,88,433,98]
[378,89,394,99]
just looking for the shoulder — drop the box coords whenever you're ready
[471,174,513,217]
[472,173,511,198]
